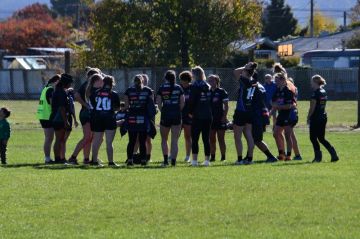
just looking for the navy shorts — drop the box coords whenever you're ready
[79,108,91,126]
[233,111,253,127]
[211,120,227,130]
[160,118,181,127]
[39,120,53,129]
[91,114,117,132]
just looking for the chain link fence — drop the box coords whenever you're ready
[0,67,358,101]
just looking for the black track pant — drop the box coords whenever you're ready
[191,119,211,156]
[127,131,147,160]
[0,141,7,162]
[309,118,333,152]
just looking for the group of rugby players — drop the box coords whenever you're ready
[36,62,339,167]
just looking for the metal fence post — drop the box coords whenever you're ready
[65,51,71,74]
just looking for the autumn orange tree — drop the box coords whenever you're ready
[0,3,70,54]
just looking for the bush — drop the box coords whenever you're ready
[256,58,275,68]
[279,56,300,68]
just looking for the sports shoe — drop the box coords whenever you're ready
[1,160,7,165]
[141,159,148,166]
[90,160,104,167]
[293,155,302,160]
[161,161,169,167]
[67,157,78,165]
[83,158,90,165]
[235,160,246,165]
[171,158,176,166]
[191,160,198,166]
[329,147,339,162]
[45,159,55,164]
[108,162,120,167]
[203,160,210,166]
[277,154,285,161]
[243,159,253,165]
[285,156,292,161]
[265,157,278,163]
[54,158,67,164]
[312,158,322,163]
[126,159,134,166]
[184,156,190,163]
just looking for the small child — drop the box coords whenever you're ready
[116,102,127,127]
[0,107,11,165]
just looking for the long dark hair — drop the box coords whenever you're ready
[85,73,103,101]
[164,70,176,86]
[103,75,115,89]
[46,74,60,87]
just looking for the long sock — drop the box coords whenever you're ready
[210,154,215,161]
[221,154,226,161]
[278,150,285,155]
[237,156,242,162]
[264,150,274,159]
[247,156,253,162]
[146,154,151,161]
[163,155,168,164]
[286,151,292,157]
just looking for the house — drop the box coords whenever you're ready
[231,37,279,60]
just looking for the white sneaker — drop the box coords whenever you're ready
[191,160,198,166]
[184,156,190,163]
[203,160,210,167]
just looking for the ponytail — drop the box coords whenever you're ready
[46,74,60,87]
[312,74,326,87]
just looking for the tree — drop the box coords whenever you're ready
[81,0,262,68]
[350,0,360,23]
[262,0,298,40]
[346,30,360,48]
[311,11,337,36]
[0,4,70,54]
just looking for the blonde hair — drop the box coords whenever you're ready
[192,66,206,81]
[273,63,287,74]
[312,74,326,86]
[85,73,103,101]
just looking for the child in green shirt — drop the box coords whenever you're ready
[0,107,11,165]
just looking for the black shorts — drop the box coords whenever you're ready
[252,124,264,143]
[39,120,52,129]
[53,116,72,132]
[90,115,117,132]
[233,111,253,127]
[290,118,298,128]
[276,117,291,127]
[182,115,192,126]
[160,118,181,127]
[79,108,91,126]
[211,120,227,130]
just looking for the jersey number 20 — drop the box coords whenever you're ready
[96,97,111,111]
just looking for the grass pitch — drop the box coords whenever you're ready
[0,100,359,238]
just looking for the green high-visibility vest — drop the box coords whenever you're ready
[36,86,52,120]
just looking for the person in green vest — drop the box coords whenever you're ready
[0,107,11,165]
[36,74,60,164]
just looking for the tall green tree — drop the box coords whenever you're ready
[81,0,262,68]
[262,0,298,40]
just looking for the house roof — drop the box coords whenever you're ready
[278,27,360,55]
[232,37,277,52]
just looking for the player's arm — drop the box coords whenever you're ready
[307,99,316,123]
[179,94,185,111]
[75,92,88,108]
[156,95,162,112]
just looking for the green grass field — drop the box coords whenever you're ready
[0,100,359,238]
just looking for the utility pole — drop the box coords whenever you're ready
[344,11,347,30]
[310,0,314,37]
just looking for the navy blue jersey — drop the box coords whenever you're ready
[125,86,153,115]
[211,88,229,122]
[189,80,212,120]
[235,76,256,112]
[181,84,191,119]
[311,88,327,120]
[264,81,277,109]
[51,88,70,115]
[272,86,294,120]
[157,82,184,120]
[252,83,270,126]
[90,88,120,116]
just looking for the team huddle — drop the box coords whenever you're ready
[32,62,339,167]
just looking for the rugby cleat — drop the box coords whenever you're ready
[293,155,303,160]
